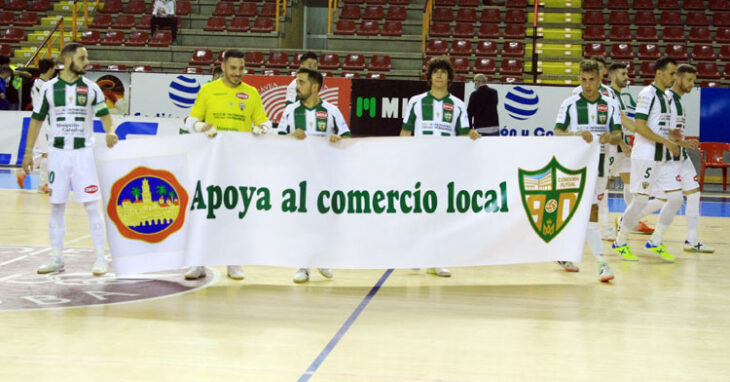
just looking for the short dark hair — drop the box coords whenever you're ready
[654,56,677,72]
[223,49,245,62]
[677,64,697,76]
[426,56,454,87]
[579,59,601,75]
[297,67,323,90]
[300,51,318,64]
[590,55,609,67]
[0,65,12,76]
[608,62,627,73]
[60,42,85,58]
[38,58,55,74]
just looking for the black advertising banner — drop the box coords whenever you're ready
[349,79,465,137]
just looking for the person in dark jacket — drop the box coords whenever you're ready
[467,74,500,136]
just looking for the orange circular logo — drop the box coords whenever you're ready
[107,167,188,243]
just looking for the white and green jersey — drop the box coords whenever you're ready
[633,84,672,161]
[608,86,633,152]
[402,92,470,136]
[666,88,689,161]
[31,76,109,150]
[572,83,612,98]
[285,78,297,105]
[554,93,622,155]
[278,99,351,137]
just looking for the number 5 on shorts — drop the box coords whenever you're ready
[644,167,652,179]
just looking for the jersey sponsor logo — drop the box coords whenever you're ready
[676,174,682,182]
[107,167,189,244]
[597,104,609,112]
[597,193,604,201]
[76,87,89,95]
[505,86,539,121]
[315,111,328,119]
[518,157,586,243]
[84,185,98,194]
[442,103,454,111]
[600,88,610,97]
[236,93,249,100]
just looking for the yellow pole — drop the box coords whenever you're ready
[327,0,332,34]
[72,3,78,41]
[275,0,280,33]
[84,0,89,27]
[60,20,65,51]
[283,0,287,18]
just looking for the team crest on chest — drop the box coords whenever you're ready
[443,103,454,122]
[76,86,88,106]
[239,102,246,111]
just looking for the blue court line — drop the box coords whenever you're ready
[298,268,394,382]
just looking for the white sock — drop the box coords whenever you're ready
[83,201,107,255]
[685,192,700,243]
[623,183,633,209]
[640,198,665,220]
[649,191,684,245]
[617,194,649,245]
[598,195,611,231]
[48,203,66,253]
[587,222,605,263]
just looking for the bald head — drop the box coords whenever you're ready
[474,74,488,86]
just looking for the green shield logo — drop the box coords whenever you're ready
[518,157,586,243]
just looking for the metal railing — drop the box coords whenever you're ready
[24,17,65,67]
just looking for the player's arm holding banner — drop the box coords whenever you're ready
[327,104,351,143]
[553,98,593,143]
[249,89,272,135]
[184,84,217,138]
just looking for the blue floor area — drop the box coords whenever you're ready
[3,169,730,218]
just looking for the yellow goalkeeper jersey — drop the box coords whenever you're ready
[189,79,269,132]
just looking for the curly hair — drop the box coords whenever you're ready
[426,56,454,88]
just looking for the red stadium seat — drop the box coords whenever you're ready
[684,0,705,9]
[125,30,148,46]
[657,0,679,9]
[584,43,606,58]
[697,62,722,79]
[343,0,364,3]
[213,1,235,16]
[0,28,23,43]
[363,5,384,19]
[260,3,277,18]
[432,8,453,22]
[133,65,153,72]
[639,62,656,78]
[717,27,730,43]
[99,30,124,46]
[262,69,280,76]
[634,11,656,26]
[474,57,496,74]
[719,45,730,60]
[636,26,658,42]
[204,16,227,31]
[89,14,112,28]
[633,0,653,9]
[700,81,722,87]
[245,51,265,67]
[665,44,688,60]
[137,15,152,29]
[583,0,603,8]
[506,0,527,7]
[503,24,525,39]
[237,2,257,17]
[450,57,470,73]
[478,24,499,39]
[500,59,523,75]
[80,30,101,45]
[28,0,50,11]
[724,63,730,78]
[481,9,501,23]
[381,21,402,36]
[319,53,340,70]
[710,0,729,11]
[609,11,630,25]
[429,22,450,37]
[368,55,391,71]
[4,0,25,11]
[583,25,605,41]
[426,39,448,55]
[367,73,386,79]
[660,11,681,26]
[689,27,713,43]
[14,12,38,26]
[106,64,127,71]
[184,66,204,74]
[662,26,684,42]
[123,0,146,14]
[334,20,356,35]
[713,12,730,27]
[112,14,135,29]
[266,52,289,68]
[99,0,122,13]
[458,0,479,6]
[190,49,214,66]
[607,0,628,9]
[228,16,250,32]
[504,9,525,24]
[638,44,660,60]
[251,18,274,33]
[177,1,190,15]
[476,41,498,56]
[456,8,477,23]
[435,0,455,5]
[450,40,472,56]
[149,31,172,47]
[583,11,604,25]
[0,43,13,56]
[687,11,709,26]
[0,12,12,26]
[386,6,407,21]
[357,20,379,36]
[501,76,522,84]
[610,26,631,41]
[611,43,633,59]
[368,0,386,3]
[340,5,361,19]
[453,23,474,38]
[342,72,361,79]
[390,0,410,4]
[342,54,366,71]
[692,45,717,60]
[503,41,524,57]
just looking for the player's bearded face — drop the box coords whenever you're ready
[223,58,244,86]
[69,48,89,76]
[614,70,628,88]
[295,75,311,100]
[679,73,696,93]
[659,64,677,88]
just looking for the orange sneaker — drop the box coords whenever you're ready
[15,172,26,189]
[633,220,655,234]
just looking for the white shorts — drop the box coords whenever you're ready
[608,145,631,177]
[652,158,700,198]
[630,159,681,195]
[47,147,101,204]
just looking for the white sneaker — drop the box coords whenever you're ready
[426,267,451,277]
[293,268,309,283]
[556,261,579,272]
[37,256,64,274]
[227,265,244,280]
[601,226,617,241]
[318,268,333,279]
[684,240,715,253]
[184,266,206,280]
[92,257,107,276]
[598,262,615,282]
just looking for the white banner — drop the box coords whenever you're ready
[96,134,599,276]
[130,72,212,118]
[464,84,701,137]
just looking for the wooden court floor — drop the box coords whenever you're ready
[1,188,729,382]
